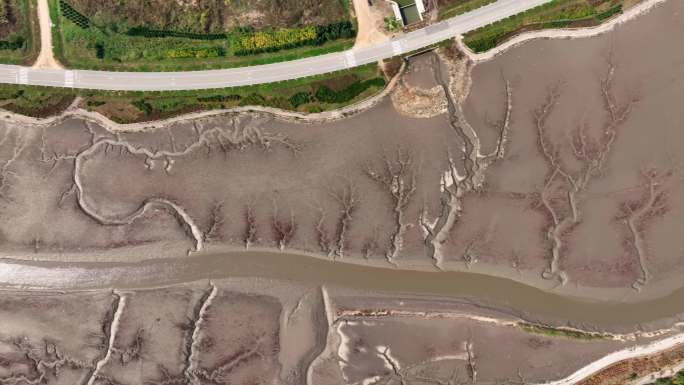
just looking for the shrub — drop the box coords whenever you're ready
[595,4,622,21]
[132,99,152,115]
[315,77,385,104]
[266,96,290,109]
[197,94,241,103]
[540,20,571,29]
[94,42,104,58]
[165,46,223,59]
[234,21,355,56]
[0,0,9,25]
[288,92,311,108]
[314,85,335,103]
[239,93,266,106]
[59,0,90,29]
[148,97,196,113]
[0,36,24,50]
[314,21,355,45]
[126,27,226,41]
[384,17,399,32]
[234,26,317,55]
[465,36,496,52]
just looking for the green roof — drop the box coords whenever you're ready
[400,4,421,24]
[395,0,415,7]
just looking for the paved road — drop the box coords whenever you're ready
[0,0,551,91]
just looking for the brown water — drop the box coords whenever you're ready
[4,2,684,330]
[2,250,684,327]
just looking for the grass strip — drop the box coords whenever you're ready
[518,322,611,340]
[0,63,387,123]
[438,0,498,20]
[463,0,626,53]
[49,0,356,72]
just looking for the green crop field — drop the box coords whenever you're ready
[49,0,356,71]
[0,0,39,64]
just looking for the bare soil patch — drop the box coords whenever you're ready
[68,0,349,33]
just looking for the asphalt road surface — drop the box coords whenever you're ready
[0,0,551,91]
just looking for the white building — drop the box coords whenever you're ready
[389,0,426,26]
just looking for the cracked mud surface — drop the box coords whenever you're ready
[0,81,460,265]
[0,281,291,385]
[3,280,682,385]
[462,0,684,294]
[2,1,684,384]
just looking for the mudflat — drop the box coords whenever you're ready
[1,2,684,384]
[1,1,683,300]
[463,0,684,293]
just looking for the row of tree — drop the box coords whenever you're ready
[233,26,318,56]
[234,21,355,56]
[0,0,9,25]
[125,26,226,41]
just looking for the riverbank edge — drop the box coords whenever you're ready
[0,0,669,126]
[456,0,669,63]
[4,241,684,311]
[0,0,680,322]
[0,60,405,131]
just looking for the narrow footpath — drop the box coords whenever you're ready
[32,0,62,69]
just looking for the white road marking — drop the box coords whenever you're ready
[0,0,569,90]
[345,51,357,67]
[64,70,74,88]
[391,40,403,56]
[18,68,28,85]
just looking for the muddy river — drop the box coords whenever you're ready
[2,250,684,327]
[2,1,684,330]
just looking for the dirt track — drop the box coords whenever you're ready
[32,0,61,69]
[352,0,390,48]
